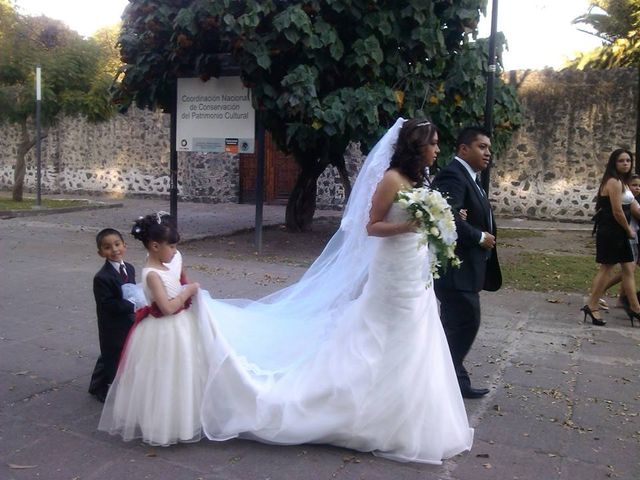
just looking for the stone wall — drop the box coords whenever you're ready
[490,68,637,221]
[1,67,637,220]
[0,108,239,203]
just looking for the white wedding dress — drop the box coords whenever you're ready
[99,118,473,463]
[198,200,473,464]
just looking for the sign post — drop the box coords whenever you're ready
[174,76,260,248]
[170,83,178,222]
[254,112,265,254]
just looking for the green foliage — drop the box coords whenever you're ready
[570,0,640,68]
[0,3,117,126]
[115,0,521,159]
[0,1,121,201]
[115,0,521,229]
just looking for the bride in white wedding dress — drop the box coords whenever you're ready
[197,118,473,464]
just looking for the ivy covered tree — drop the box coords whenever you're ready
[115,0,521,231]
[0,0,117,201]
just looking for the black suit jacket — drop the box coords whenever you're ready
[94,260,136,331]
[89,260,136,395]
[432,159,501,292]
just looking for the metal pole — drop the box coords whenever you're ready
[481,0,498,194]
[170,82,178,225]
[254,112,265,254]
[636,63,640,174]
[35,65,42,207]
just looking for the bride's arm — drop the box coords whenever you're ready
[367,171,416,237]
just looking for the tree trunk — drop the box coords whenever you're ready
[12,121,35,202]
[333,155,352,202]
[285,148,332,232]
[285,166,321,232]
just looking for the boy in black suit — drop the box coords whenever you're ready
[432,127,502,399]
[88,228,136,402]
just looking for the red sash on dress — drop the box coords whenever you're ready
[117,275,193,371]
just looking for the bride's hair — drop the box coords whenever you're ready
[131,212,180,247]
[388,119,438,186]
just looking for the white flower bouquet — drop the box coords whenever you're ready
[396,186,461,280]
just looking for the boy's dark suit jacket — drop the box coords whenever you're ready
[88,260,136,399]
[433,159,501,292]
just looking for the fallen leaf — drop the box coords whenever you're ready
[482,463,492,469]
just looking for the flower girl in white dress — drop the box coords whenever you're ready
[98,212,210,446]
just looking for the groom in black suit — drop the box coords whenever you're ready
[432,126,501,399]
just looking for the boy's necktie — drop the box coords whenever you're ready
[119,263,128,282]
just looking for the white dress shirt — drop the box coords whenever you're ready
[454,156,489,245]
[109,260,127,278]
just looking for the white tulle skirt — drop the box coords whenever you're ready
[98,304,213,446]
[199,227,473,464]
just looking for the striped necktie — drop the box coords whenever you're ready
[119,263,128,282]
[475,174,485,196]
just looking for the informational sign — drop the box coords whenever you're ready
[176,77,255,153]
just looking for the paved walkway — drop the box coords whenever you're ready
[0,193,593,238]
[0,196,637,480]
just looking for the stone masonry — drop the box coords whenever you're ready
[491,68,637,221]
[0,68,637,220]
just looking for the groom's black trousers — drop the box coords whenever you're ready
[434,286,481,388]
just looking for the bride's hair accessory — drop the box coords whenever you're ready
[389,119,437,188]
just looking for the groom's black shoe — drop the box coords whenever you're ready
[460,386,489,399]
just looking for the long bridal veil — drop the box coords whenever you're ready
[197,118,407,374]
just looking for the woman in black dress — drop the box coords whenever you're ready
[584,148,640,326]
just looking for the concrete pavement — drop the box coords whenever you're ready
[0,196,638,480]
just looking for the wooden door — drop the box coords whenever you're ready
[239,132,299,204]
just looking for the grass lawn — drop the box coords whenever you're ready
[499,229,640,293]
[0,198,89,210]
[502,252,595,292]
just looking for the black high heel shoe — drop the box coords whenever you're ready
[623,305,640,327]
[580,305,607,326]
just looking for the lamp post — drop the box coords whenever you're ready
[481,0,498,195]
[35,65,42,207]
